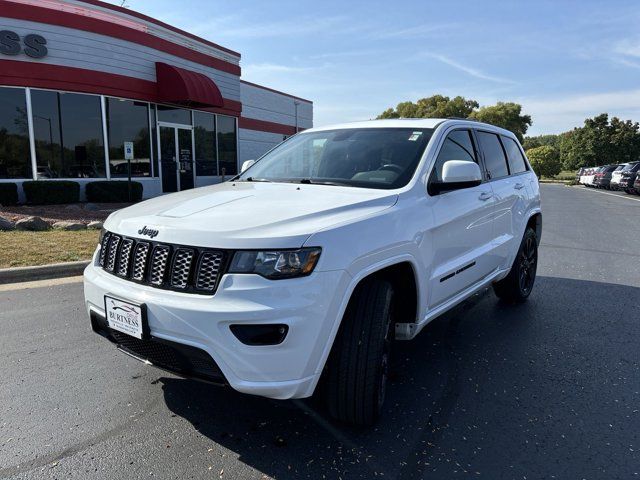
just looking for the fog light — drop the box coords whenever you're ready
[230,324,288,346]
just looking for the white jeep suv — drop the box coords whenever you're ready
[84,119,541,425]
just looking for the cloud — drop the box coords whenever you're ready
[521,89,640,134]
[307,48,396,61]
[613,38,640,58]
[613,57,640,69]
[242,63,319,76]
[376,23,458,39]
[188,15,370,40]
[425,54,515,84]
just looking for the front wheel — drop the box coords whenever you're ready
[493,228,538,303]
[324,277,394,426]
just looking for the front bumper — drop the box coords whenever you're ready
[84,259,350,399]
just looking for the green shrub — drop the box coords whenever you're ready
[0,183,19,206]
[85,181,143,203]
[23,181,80,205]
[554,170,577,181]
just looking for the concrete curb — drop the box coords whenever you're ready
[0,260,90,285]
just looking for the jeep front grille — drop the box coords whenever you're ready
[98,231,227,295]
[196,251,224,292]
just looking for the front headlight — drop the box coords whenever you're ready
[229,248,321,279]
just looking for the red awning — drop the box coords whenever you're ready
[155,62,224,108]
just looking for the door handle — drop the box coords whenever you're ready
[514,182,525,190]
[479,191,493,201]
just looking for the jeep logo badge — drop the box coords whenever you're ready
[138,226,159,238]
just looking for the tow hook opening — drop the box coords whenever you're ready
[230,324,289,346]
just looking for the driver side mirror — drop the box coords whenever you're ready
[431,160,482,194]
[241,159,256,173]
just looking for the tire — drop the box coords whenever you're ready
[493,228,538,303]
[325,277,394,426]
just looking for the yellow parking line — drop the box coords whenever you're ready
[0,275,83,292]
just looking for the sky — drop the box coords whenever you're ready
[106,0,640,136]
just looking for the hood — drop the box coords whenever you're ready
[104,182,398,249]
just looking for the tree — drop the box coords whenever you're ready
[522,134,560,151]
[377,96,531,142]
[526,145,562,178]
[559,128,591,170]
[377,95,479,120]
[468,102,532,142]
[609,116,640,163]
[558,113,640,170]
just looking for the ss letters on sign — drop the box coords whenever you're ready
[0,30,48,58]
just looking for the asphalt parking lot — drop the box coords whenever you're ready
[1,184,638,479]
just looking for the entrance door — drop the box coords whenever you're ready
[159,126,194,193]
[160,126,177,193]
[177,128,194,191]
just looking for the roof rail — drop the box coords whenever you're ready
[446,116,480,122]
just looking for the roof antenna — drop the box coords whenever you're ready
[120,0,130,7]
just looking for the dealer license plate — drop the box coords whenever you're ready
[104,295,146,339]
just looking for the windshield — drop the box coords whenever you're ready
[239,127,434,189]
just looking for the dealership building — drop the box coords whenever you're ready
[0,0,313,200]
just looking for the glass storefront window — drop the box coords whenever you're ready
[151,105,158,177]
[217,115,237,176]
[31,90,105,178]
[0,87,31,179]
[106,98,151,177]
[157,105,191,125]
[194,111,217,176]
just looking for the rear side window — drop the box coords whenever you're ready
[501,136,528,174]
[477,131,509,179]
[432,129,477,181]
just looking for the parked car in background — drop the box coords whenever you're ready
[593,165,621,189]
[610,164,630,190]
[583,167,598,187]
[576,167,587,183]
[633,173,640,195]
[616,161,640,193]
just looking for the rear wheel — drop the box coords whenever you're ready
[325,277,394,426]
[493,228,538,303]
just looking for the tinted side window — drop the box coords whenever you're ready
[432,129,476,182]
[501,136,527,174]
[477,131,508,179]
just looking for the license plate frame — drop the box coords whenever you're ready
[104,295,149,340]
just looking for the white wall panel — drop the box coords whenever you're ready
[239,128,286,163]
[0,17,241,101]
[63,0,240,64]
[240,82,313,128]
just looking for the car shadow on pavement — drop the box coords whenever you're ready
[160,276,640,479]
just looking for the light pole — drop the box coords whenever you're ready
[294,100,300,133]
[33,115,54,175]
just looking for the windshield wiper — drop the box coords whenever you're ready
[244,177,273,183]
[296,178,352,187]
